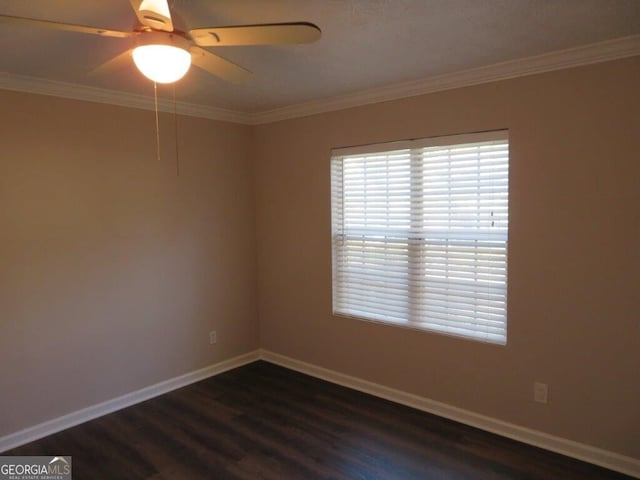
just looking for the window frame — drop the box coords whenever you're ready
[331,130,509,345]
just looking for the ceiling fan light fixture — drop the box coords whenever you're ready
[132,32,191,84]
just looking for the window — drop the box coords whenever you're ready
[331,131,509,344]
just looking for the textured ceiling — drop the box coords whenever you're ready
[1,0,639,113]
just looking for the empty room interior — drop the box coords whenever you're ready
[1,1,639,479]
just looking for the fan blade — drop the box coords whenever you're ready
[0,14,132,38]
[190,46,251,83]
[89,50,132,76]
[130,0,173,32]
[189,22,321,47]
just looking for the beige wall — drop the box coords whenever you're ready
[252,57,640,459]
[0,91,258,437]
[1,56,638,462]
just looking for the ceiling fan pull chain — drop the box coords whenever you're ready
[154,81,161,162]
[173,84,180,177]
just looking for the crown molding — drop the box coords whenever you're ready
[0,72,249,124]
[1,34,639,126]
[246,34,640,125]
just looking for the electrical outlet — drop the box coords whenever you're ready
[534,382,548,404]
[209,330,217,345]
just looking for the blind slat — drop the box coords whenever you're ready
[332,131,508,345]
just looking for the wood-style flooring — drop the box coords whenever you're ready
[3,361,633,479]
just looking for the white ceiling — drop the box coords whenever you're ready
[1,0,639,114]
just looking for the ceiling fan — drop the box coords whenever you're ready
[0,0,322,84]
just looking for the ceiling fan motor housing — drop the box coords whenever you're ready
[135,30,191,50]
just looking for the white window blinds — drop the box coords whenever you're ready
[331,131,509,344]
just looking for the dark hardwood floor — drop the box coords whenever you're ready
[3,361,632,479]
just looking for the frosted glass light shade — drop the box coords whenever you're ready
[133,44,191,84]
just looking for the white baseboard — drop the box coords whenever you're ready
[259,349,640,478]
[0,350,260,453]
[2,348,638,478]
